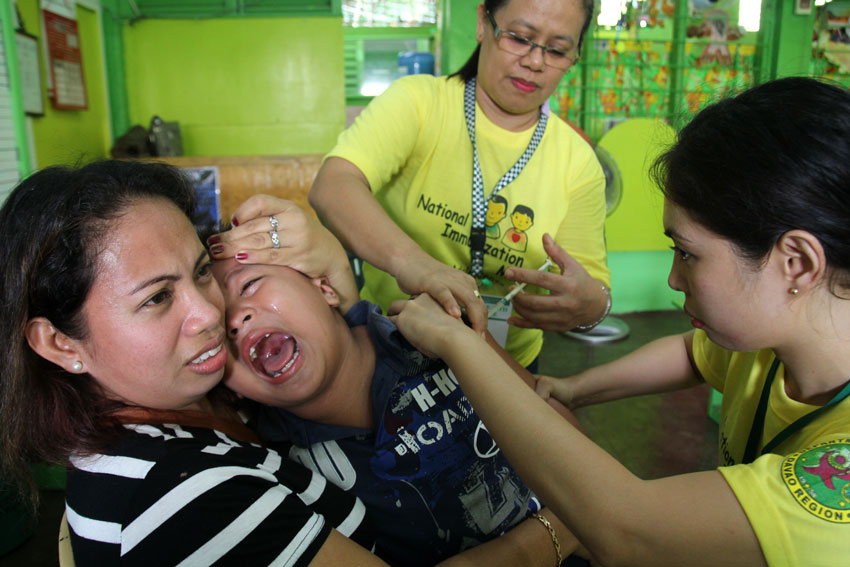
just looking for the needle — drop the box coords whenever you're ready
[487,258,554,318]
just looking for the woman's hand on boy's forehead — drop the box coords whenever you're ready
[206,195,360,313]
[206,195,348,277]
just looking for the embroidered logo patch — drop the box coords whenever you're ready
[781,439,850,523]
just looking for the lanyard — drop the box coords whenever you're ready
[742,357,850,464]
[463,77,548,277]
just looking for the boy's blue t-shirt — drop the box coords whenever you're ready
[256,300,537,566]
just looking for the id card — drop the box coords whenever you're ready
[482,294,511,348]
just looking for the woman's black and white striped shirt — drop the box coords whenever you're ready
[65,422,374,566]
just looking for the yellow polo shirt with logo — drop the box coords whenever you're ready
[693,330,850,565]
[326,74,609,366]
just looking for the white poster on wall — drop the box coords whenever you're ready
[39,0,75,19]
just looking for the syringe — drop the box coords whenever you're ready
[487,257,554,318]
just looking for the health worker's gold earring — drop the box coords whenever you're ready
[788,287,799,296]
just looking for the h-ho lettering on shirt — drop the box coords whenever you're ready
[410,368,459,412]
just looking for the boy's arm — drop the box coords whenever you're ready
[483,332,582,428]
[208,194,360,313]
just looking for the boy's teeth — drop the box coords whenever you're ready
[271,343,300,378]
[192,344,222,364]
[249,334,271,362]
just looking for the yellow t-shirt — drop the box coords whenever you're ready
[693,331,850,565]
[327,74,609,366]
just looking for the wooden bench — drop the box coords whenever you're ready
[150,154,323,222]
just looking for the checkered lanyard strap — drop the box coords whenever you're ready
[464,77,548,277]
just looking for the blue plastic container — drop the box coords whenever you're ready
[397,52,435,76]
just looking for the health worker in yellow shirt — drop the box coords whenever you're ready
[309,0,610,369]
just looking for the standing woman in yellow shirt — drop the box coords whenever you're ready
[309,0,610,369]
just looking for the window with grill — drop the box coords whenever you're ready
[343,0,437,27]
[0,18,22,204]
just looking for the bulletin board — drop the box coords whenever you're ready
[553,0,756,142]
[14,32,44,116]
[43,9,87,110]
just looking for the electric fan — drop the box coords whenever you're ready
[564,145,630,343]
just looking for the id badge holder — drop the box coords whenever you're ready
[482,294,511,348]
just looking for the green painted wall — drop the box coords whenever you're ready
[599,116,681,312]
[19,0,112,167]
[600,118,674,253]
[609,250,682,313]
[441,0,478,75]
[601,118,677,313]
[122,17,345,156]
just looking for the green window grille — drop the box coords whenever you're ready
[111,0,341,20]
[343,0,437,27]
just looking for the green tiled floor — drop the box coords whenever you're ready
[540,310,719,479]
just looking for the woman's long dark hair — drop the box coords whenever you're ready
[0,160,197,510]
[451,0,596,82]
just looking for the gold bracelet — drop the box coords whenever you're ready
[532,512,562,566]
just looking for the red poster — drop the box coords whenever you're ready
[43,9,88,110]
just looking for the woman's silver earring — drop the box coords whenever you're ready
[71,361,83,372]
[788,287,799,296]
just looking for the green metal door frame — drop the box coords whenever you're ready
[101,0,130,141]
[756,0,816,83]
[0,0,33,177]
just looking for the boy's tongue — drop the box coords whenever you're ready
[254,333,296,376]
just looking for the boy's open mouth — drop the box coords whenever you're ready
[247,332,301,378]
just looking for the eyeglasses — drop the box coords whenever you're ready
[486,10,578,71]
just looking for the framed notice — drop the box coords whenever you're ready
[15,32,44,116]
[795,0,813,15]
[43,9,87,110]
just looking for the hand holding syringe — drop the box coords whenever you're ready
[487,257,554,318]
